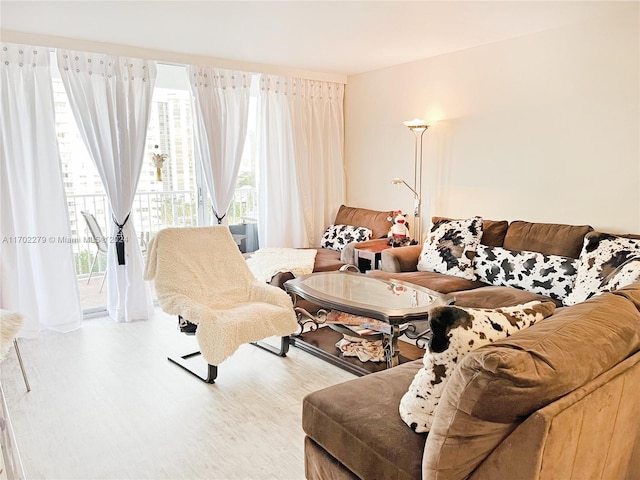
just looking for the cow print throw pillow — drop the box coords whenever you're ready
[474,245,579,302]
[564,233,640,306]
[600,258,640,292]
[417,216,483,280]
[399,301,556,433]
[320,224,372,252]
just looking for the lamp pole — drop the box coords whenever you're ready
[402,119,429,242]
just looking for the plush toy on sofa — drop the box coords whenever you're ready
[387,210,411,247]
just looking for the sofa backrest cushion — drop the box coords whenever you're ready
[432,216,509,247]
[423,281,640,480]
[502,220,592,258]
[334,204,394,240]
[469,351,640,480]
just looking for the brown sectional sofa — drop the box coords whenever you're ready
[369,219,593,304]
[302,218,640,480]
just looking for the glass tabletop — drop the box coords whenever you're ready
[285,271,454,323]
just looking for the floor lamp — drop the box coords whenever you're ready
[393,118,429,242]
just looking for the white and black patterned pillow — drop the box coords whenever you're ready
[600,258,640,292]
[320,224,372,252]
[399,301,556,433]
[564,233,640,306]
[474,245,579,301]
[417,216,483,280]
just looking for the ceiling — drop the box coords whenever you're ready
[1,1,634,76]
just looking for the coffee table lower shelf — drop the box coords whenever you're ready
[291,327,424,377]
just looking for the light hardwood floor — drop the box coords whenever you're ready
[0,309,355,480]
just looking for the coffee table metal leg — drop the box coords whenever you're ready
[384,325,401,369]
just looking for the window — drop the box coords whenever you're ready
[51,57,259,298]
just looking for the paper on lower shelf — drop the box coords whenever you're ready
[326,310,389,335]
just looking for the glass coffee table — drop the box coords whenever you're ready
[284,271,454,376]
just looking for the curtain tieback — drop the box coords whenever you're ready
[212,208,226,225]
[112,213,131,265]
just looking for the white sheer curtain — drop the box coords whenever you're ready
[0,43,82,336]
[188,66,251,224]
[256,75,306,247]
[57,49,156,322]
[257,75,345,248]
[289,78,345,245]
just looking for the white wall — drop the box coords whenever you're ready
[345,8,639,236]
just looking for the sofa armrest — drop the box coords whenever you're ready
[340,238,390,265]
[380,244,422,272]
[268,271,296,290]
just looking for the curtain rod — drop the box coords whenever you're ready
[1,29,348,85]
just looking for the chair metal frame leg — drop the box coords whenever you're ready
[168,335,291,384]
[168,351,218,384]
[13,339,30,392]
[252,336,290,357]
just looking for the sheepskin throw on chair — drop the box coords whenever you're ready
[144,226,298,367]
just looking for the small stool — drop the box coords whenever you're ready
[354,243,392,271]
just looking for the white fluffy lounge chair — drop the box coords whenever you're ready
[144,226,298,383]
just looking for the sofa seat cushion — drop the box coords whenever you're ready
[450,285,560,308]
[423,284,640,480]
[312,248,345,272]
[502,220,592,258]
[302,360,426,480]
[367,270,487,294]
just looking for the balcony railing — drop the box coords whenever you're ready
[68,188,257,278]
[68,190,197,278]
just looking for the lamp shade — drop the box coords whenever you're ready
[403,118,429,132]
